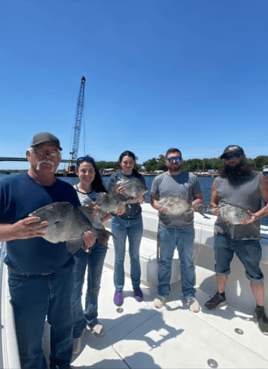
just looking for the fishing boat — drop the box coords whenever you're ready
[263,165,268,175]
[1,204,268,368]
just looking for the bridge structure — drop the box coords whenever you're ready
[0,157,70,163]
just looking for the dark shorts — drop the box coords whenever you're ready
[214,233,264,284]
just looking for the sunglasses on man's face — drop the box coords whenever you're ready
[224,153,241,161]
[167,156,182,163]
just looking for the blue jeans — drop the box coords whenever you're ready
[8,264,74,369]
[158,224,196,300]
[72,242,107,338]
[214,232,264,283]
[111,216,143,291]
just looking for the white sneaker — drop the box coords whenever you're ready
[72,329,85,355]
[88,320,105,336]
[154,295,167,309]
[187,298,200,313]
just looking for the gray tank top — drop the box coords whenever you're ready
[214,172,262,240]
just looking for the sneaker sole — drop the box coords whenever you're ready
[204,300,228,311]
[114,301,123,306]
[134,295,143,302]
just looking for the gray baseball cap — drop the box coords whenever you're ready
[220,145,244,159]
[30,132,62,150]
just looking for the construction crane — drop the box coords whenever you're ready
[66,76,86,175]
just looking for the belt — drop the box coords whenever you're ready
[8,267,52,276]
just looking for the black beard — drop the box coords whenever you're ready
[168,164,181,172]
[220,161,253,184]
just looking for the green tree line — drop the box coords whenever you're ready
[95,155,268,173]
[143,155,268,173]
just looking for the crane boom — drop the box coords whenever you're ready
[66,76,86,175]
[70,76,86,162]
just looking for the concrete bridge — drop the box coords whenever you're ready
[0,157,70,163]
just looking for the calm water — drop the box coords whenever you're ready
[0,173,267,226]
[58,175,215,205]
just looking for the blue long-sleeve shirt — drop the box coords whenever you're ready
[0,173,80,274]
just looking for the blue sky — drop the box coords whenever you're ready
[1,0,268,170]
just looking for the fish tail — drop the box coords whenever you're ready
[98,229,116,248]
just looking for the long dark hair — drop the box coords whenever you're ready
[119,150,141,178]
[76,155,107,193]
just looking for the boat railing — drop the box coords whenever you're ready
[0,242,21,369]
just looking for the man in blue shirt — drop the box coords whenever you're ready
[0,132,96,369]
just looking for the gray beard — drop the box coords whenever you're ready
[36,160,55,172]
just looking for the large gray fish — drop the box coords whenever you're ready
[95,192,128,213]
[158,194,209,218]
[115,178,148,199]
[29,202,113,253]
[207,202,251,225]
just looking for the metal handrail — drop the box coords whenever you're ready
[0,242,21,368]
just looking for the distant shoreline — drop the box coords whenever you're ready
[1,170,265,178]
[0,170,214,177]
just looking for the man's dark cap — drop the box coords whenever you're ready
[30,132,62,150]
[220,145,244,159]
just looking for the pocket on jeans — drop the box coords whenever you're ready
[8,273,25,289]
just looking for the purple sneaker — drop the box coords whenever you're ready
[134,287,143,302]
[114,291,123,306]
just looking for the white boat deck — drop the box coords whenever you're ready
[68,264,268,369]
[2,203,268,368]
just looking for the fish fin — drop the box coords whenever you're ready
[66,239,83,254]
[98,209,108,219]
[97,229,116,248]
[82,200,95,208]
[126,198,139,204]
[78,206,95,219]
[79,206,105,229]
[96,192,107,201]
[206,204,216,213]
[194,204,205,214]
[194,204,211,218]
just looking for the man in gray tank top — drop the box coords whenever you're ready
[205,145,268,335]
[150,148,203,313]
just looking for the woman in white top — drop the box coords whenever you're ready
[71,155,123,355]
